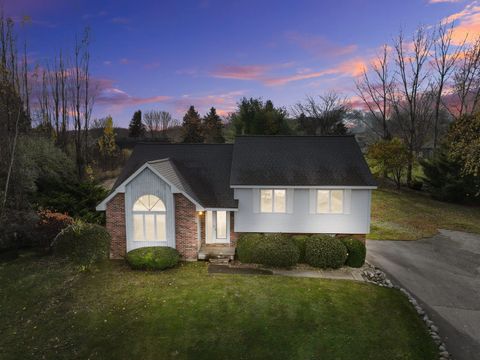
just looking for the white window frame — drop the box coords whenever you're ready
[316,189,344,214]
[132,195,167,242]
[205,210,230,244]
[260,189,287,213]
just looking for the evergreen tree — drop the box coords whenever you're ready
[128,110,145,138]
[181,106,204,143]
[202,107,225,143]
[421,145,480,204]
[232,97,290,135]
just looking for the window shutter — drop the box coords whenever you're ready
[253,189,260,213]
[309,189,316,214]
[344,189,352,214]
[286,189,294,213]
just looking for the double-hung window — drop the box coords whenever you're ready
[260,189,286,213]
[316,190,344,214]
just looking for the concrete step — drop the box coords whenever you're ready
[208,257,230,266]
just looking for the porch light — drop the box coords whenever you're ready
[198,211,203,215]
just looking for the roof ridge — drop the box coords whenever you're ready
[147,158,170,164]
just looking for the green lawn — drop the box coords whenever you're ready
[370,187,480,240]
[0,256,437,360]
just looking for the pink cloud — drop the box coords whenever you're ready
[263,58,367,86]
[442,2,480,44]
[211,65,269,80]
[95,78,170,108]
[429,0,462,3]
[285,31,358,57]
[171,90,246,117]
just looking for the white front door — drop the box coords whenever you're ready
[205,210,230,244]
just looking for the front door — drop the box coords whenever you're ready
[205,210,229,244]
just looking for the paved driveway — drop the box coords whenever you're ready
[367,230,480,360]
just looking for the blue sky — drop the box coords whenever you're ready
[4,0,479,126]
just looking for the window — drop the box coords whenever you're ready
[316,190,344,214]
[260,189,286,213]
[132,194,166,241]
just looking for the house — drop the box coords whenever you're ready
[96,135,377,260]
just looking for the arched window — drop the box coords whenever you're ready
[132,195,166,241]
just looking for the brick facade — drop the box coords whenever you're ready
[106,193,126,259]
[174,193,199,260]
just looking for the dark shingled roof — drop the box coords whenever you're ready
[111,136,375,209]
[230,136,377,187]
[112,143,236,208]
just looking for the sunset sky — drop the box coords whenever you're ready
[4,0,480,126]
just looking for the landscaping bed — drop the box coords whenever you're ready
[0,254,437,360]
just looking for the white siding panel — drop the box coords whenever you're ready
[286,189,294,214]
[309,189,316,214]
[234,188,372,234]
[252,188,260,213]
[125,168,175,252]
[344,189,352,214]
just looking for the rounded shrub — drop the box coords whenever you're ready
[126,246,179,270]
[256,234,299,268]
[52,221,110,266]
[340,237,366,268]
[291,235,310,263]
[305,236,347,269]
[236,233,264,263]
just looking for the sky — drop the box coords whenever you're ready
[4,0,480,126]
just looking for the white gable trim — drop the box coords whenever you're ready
[96,162,204,211]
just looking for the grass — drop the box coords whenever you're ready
[370,187,480,240]
[0,255,437,360]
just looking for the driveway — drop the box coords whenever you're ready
[367,230,480,360]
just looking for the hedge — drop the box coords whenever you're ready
[305,236,347,269]
[256,234,299,268]
[126,246,180,270]
[236,233,264,263]
[340,237,366,268]
[291,235,310,263]
[52,221,110,266]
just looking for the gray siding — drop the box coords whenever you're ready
[125,168,175,252]
[234,188,372,234]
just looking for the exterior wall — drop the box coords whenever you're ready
[106,193,126,259]
[233,188,372,234]
[125,168,175,252]
[174,193,199,260]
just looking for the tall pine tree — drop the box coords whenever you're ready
[128,110,145,138]
[181,106,204,143]
[202,107,225,143]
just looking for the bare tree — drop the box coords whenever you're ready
[452,36,480,118]
[144,110,174,138]
[432,22,463,149]
[292,91,349,135]
[391,27,434,184]
[70,28,95,177]
[355,44,393,140]
[59,50,68,147]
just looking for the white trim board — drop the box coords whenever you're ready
[230,185,377,189]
